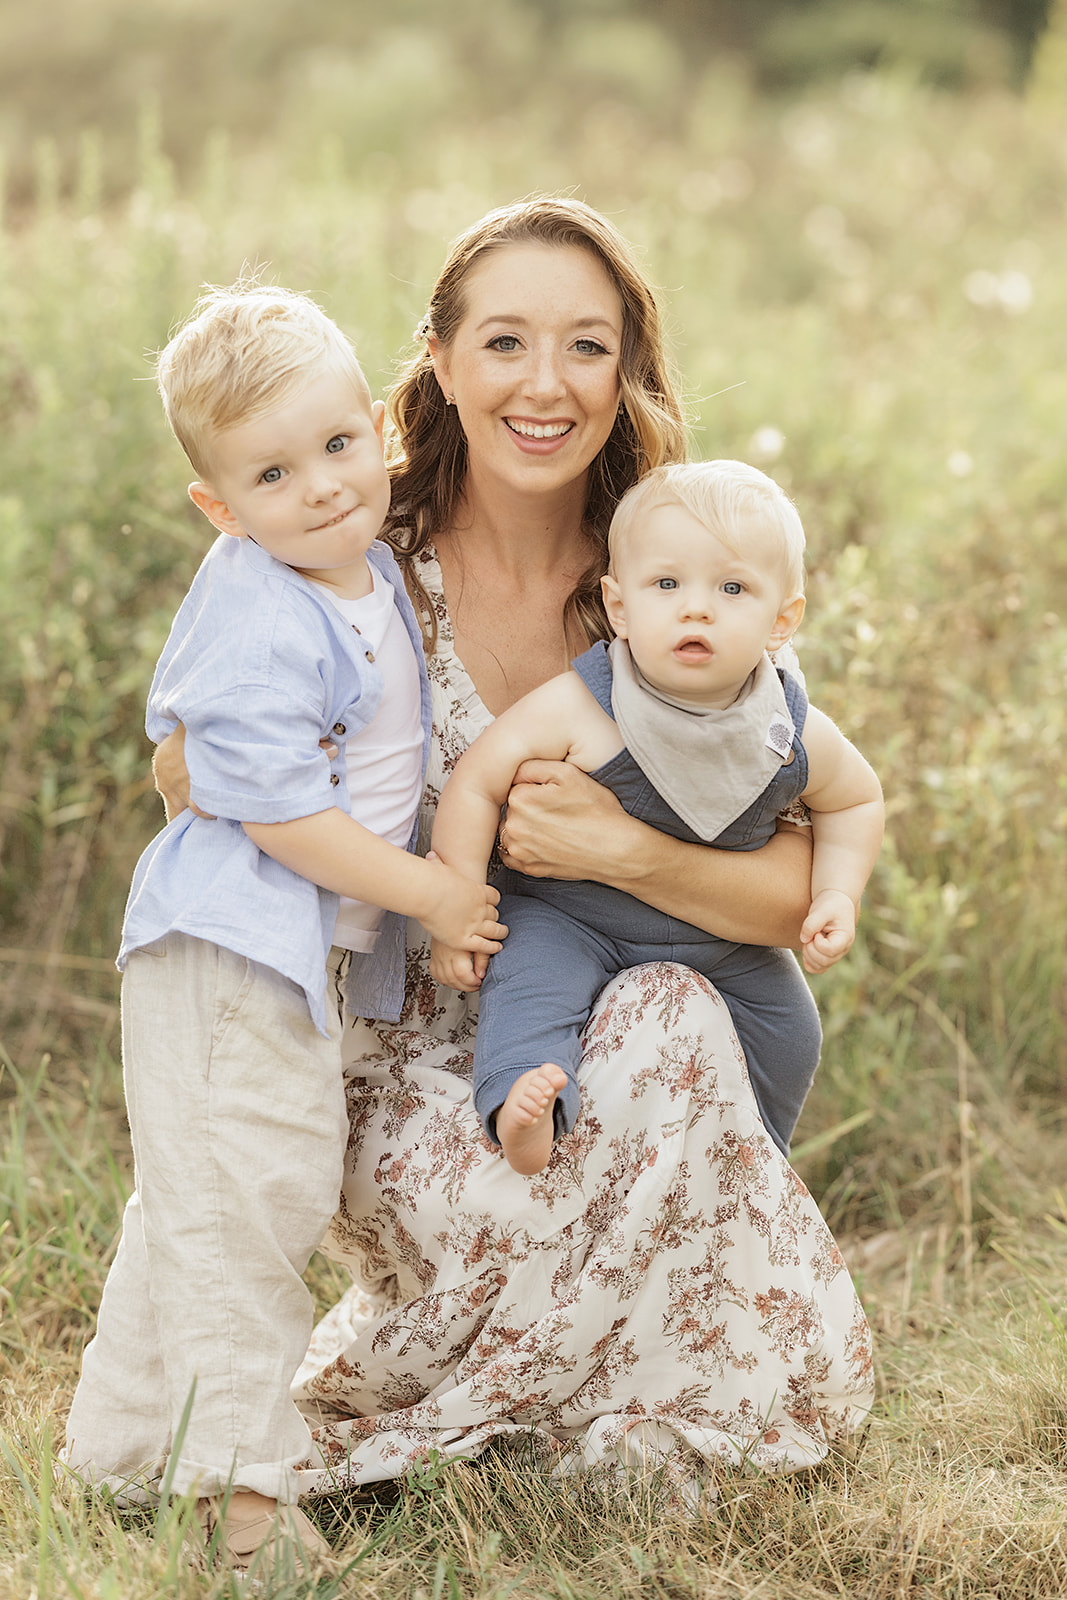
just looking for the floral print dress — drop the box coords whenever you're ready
[291,548,874,1493]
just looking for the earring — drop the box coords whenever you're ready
[444,394,455,406]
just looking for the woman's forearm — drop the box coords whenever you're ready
[601,812,814,947]
[500,761,814,947]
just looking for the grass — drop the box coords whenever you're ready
[3,29,1067,1598]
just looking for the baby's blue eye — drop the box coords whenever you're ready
[326,435,347,454]
[656,577,678,590]
[261,466,283,484]
[722,581,743,595]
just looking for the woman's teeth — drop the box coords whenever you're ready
[506,420,572,439]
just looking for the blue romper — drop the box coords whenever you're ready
[473,642,822,1157]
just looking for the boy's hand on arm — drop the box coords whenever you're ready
[417,859,508,953]
[800,888,857,974]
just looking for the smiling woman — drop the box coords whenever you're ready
[272,197,876,1498]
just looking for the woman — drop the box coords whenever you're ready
[159,198,873,1494]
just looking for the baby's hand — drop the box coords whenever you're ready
[430,941,492,993]
[420,862,507,958]
[800,889,857,975]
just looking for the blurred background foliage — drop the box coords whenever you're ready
[1,0,1067,1244]
[0,0,1054,203]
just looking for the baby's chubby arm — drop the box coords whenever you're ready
[798,706,884,975]
[429,670,614,991]
[243,810,508,956]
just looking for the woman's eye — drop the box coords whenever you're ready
[656,577,678,590]
[722,581,743,595]
[488,334,521,352]
[574,338,608,356]
[325,435,347,454]
[261,466,283,484]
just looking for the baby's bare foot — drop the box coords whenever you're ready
[496,1064,569,1175]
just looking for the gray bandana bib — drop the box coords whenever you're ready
[607,639,795,841]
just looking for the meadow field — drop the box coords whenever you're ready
[2,33,1067,1599]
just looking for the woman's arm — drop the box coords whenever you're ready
[498,761,813,947]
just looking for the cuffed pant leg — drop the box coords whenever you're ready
[62,1188,170,1501]
[474,896,617,1141]
[96,935,345,1502]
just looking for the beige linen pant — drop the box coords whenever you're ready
[62,933,346,1502]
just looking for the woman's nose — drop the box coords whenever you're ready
[523,349,567,401]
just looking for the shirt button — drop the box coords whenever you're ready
[332,722,346,736]
[330,774,340,786]
[366,651,376,663]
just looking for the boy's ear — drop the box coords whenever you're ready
[767,593,805,651]
[371,399,386,452]
[601,573,628,639]
[189,482,247,540]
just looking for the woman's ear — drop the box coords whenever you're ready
[768,593,806,651]
[427,337,453,406]
[189,483,247,539]
[601,573,628,639]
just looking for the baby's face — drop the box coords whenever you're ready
[602,500,796,708]
[197,369,390,596]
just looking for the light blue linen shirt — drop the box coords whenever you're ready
[118,534,431,1033]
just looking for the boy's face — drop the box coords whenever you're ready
[601,499,805,709]
[189,369,390,597]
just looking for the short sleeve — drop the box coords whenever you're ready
[183,681,341,825]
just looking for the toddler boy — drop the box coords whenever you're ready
[62,284,504,1574]
[430,460,883,1175]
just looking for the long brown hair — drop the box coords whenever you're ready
[383,197,689,648]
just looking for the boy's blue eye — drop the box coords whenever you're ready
[261,466,283,484]
[722,580,743,595]
[656,577,678,590]
[326,435,347,454]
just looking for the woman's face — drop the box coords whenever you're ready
[431,242,624,507]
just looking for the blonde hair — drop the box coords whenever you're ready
[385,197,689,648]
[156,281,366,479]
[608,461,806,596]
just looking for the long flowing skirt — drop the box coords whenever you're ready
[292,960,873,1493]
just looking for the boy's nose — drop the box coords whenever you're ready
[306,467,342,502]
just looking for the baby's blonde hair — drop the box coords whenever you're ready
[156,280,366,479]
[608,460,806,597]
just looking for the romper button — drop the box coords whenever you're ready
[329,774,340,786]
[332,722,346,735]
[366,651,376,663]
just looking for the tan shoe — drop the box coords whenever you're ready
[196,1496,334,1577]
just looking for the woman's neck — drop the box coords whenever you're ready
[441,466,591,577]
[434,471,597,715]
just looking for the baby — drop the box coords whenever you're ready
[430,460,883,1174]
[62,283,504,1575]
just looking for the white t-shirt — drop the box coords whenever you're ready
[315,566,424,951]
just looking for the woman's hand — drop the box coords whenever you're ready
[152,724,211,821]
[499,759,814,947]
[498,760,637,880]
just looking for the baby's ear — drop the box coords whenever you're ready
[189,483,247,539]
[768,593,805,650]
[600,573,628,638]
